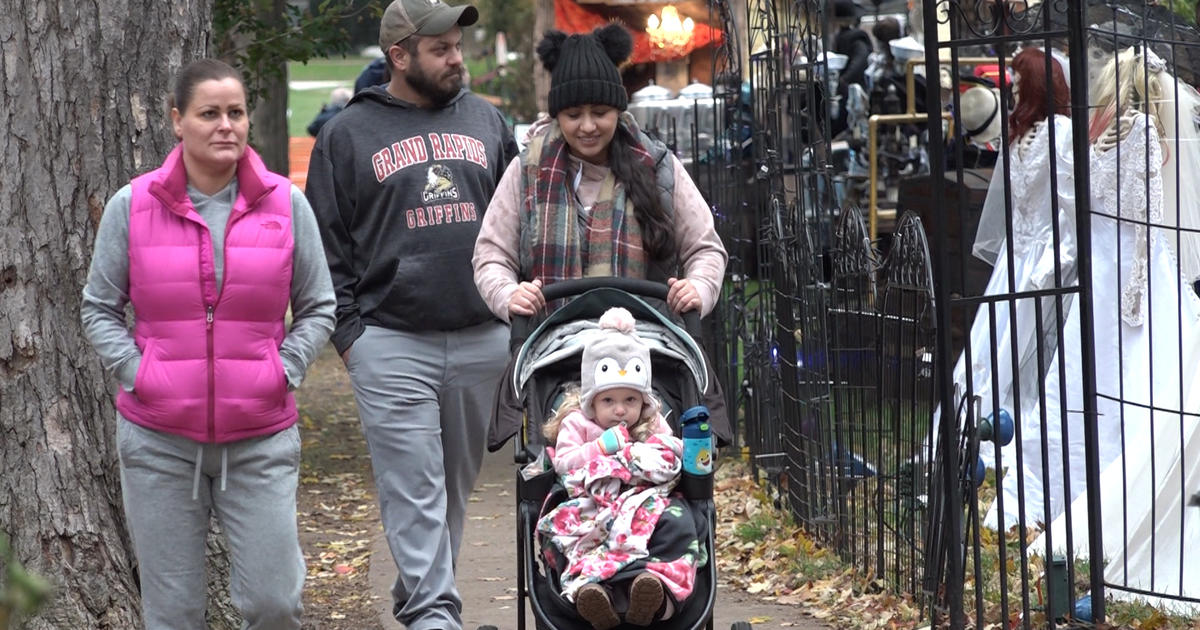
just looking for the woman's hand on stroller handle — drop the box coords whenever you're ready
[508,278,545,316]
[666,277,701,314]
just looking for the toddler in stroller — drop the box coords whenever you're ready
[487,278,732,630]
[539,306,704,629]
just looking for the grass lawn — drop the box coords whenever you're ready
[290,56,374,81]
[287,56,372,138]
[287,55,496,138]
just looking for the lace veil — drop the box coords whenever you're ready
[1157,67,1200,287]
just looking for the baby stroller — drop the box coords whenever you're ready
[485,277,751,630]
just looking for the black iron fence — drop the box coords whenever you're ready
[686,0,1200,627]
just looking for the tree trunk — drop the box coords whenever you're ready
[534,0,554,116]
[251,72,290,176]
[204,518,242,630]
[0,1,211,628]
[241,0,290,174]
[247,0,290,175]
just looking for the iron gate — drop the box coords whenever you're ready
[692,0,1199,626]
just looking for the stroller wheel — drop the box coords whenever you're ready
[731,622,754,630]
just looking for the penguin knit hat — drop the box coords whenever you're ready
[536,23,633,117]
[580,307,660,421]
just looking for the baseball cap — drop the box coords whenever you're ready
[379,0,479,51]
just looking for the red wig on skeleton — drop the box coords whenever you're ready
[1008,48,1070,144]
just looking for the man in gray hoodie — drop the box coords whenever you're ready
[304,1,518,628]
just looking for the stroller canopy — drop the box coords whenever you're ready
[513,288,708,400]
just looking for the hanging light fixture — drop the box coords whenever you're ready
[646,5,695,55]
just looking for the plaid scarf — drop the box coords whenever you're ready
[519,115,657,286]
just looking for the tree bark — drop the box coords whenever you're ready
[534,0,554,116]
[247,0,290,175]
[0,1,211,628]
[251,72,290,176]
[204,518,242,630]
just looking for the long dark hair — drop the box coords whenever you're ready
[1009,48,1069,144]
[609,126,673,260]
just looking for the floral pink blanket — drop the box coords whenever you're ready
[537,435,701,601]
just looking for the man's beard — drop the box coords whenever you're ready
[404,61,462,108]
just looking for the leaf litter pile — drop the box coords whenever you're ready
[716,458,1200,630]
[714,458,925,629]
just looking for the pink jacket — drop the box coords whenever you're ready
[550,409,674,477]
[115,145,297,443]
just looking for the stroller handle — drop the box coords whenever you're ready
[512,277,703,347]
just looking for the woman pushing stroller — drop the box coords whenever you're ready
[538,307,706,630]
[471,23,727,321]
[472,20,732,449]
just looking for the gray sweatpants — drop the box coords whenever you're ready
[344,321,508,630]
[116,418,305,630]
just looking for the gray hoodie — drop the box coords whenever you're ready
[306,86,518,353]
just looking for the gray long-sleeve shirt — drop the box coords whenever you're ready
[81,179,336,392]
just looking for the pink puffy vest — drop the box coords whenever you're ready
[115,145,297,443]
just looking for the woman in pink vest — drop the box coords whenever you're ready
[81,59,335,629]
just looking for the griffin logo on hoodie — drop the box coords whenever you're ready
[422,164,459,203]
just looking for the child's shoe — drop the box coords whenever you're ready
[625,572,664,625]
[576,583,620,630]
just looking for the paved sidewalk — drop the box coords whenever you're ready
[368,446,828,630]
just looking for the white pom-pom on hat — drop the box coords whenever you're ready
[597,307,636,333]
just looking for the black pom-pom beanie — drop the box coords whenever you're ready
[546,30,629,116]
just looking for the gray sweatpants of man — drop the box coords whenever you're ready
[345,321,508,630]
[116,419,305,630]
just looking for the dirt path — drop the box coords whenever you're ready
[293,344,383,629]
[294,343,829,629]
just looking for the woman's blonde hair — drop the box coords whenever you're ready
[543,384,662,444]
[1089,46,1167,145]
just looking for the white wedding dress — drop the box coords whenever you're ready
[1030,112,1200,613]
[943,114,1096,530]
